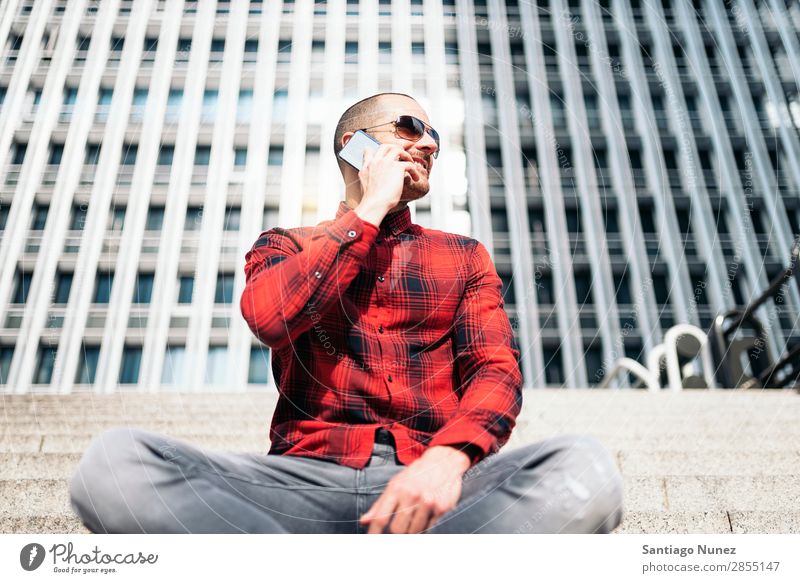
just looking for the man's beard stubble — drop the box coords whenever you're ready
[400,172,430,202]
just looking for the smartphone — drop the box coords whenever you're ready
[338,130,381,171]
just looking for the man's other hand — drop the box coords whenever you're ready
[359,445,471,534]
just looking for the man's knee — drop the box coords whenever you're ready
[68,427,158,532]
[553,434,623,533]
[71,427,151,480]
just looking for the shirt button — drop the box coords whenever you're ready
[378,325,384,333]
[377,275,385,282]
[314,271,321,278]
[347,229,357,238]
[387,375,393,382]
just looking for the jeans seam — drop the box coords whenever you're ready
[187,461,361,493]
[355,468,365,534]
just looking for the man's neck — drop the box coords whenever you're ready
[344,197,408,216]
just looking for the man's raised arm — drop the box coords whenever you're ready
[427,240,524,466]
[240,209,379,350]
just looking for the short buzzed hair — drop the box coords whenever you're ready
[333,92,417,173]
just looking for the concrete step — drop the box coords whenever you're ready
[1,419,270,435]
[622,475,800,512]
[0,513,89,534]
[5,414,799,433]
[0,479,72,515]
[618,450,800,476]
[5,510,796,535]
[615,511,800,534]
[615,511,731,533]
[0,454,82,479]
[0,433,271,454]
[6,512,794,534]
[6,426,799,446]
[509,433,800,452]
[2,390,796,413]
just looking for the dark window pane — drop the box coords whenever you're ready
[224,206,241,231]
[119,346,142,384]
[178,276,194,303]
[133,273,154,303]
[93,271,114,303]
[33,345,57,384]
[120,142,138,165]
[12,141,27,164]
[248,346,270,384]
[85,143,101,165]
[75,344,101,384]
[70,204,88,230]
[574,270,593,305]
[194,145,211,165]
[613,271,632,304]
[537,272,553,304]
[31,204,48,230]
[146,206,165,230]
[49,143,64,165]
[585,344,604,384]
[13,271,33,304]
[158,144,174,165]
[543,346,563,385]
[54,272,73,304]
[267,146,283,166]
[0,345,15,384]
[185,206,203,230]
[215,273,234,304]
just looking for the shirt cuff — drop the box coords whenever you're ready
[360,217,380,232]
[428,418,493,466]
[324,207,379,254]
[440,442,483,465]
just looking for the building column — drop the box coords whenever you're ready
[519,0,586,387]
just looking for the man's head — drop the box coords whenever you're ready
[333,93,438,204]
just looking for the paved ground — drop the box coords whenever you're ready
[1,389,798,534]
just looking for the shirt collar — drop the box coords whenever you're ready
[336,200,413,238]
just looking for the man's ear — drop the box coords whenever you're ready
[341,132,354,149]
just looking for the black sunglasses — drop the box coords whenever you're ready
[360,115,440,159]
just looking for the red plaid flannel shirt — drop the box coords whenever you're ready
[240,200,523,469]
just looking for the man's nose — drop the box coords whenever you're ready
[415,130,438,157]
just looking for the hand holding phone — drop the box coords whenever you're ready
[338,132,421,223]
[338,129,381,172]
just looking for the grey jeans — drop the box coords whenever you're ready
[69,427,623,534]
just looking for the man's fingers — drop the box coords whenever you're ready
[408,501,434,534]
[365,496,398,534]
[396,149,415,164]
[361,145,373,167]
[403,162,421,181]
[386,499,419,534]
[424,510,444,533]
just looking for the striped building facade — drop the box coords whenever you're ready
[0,0,798,393]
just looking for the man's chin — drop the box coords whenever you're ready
[401,182,430,201]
